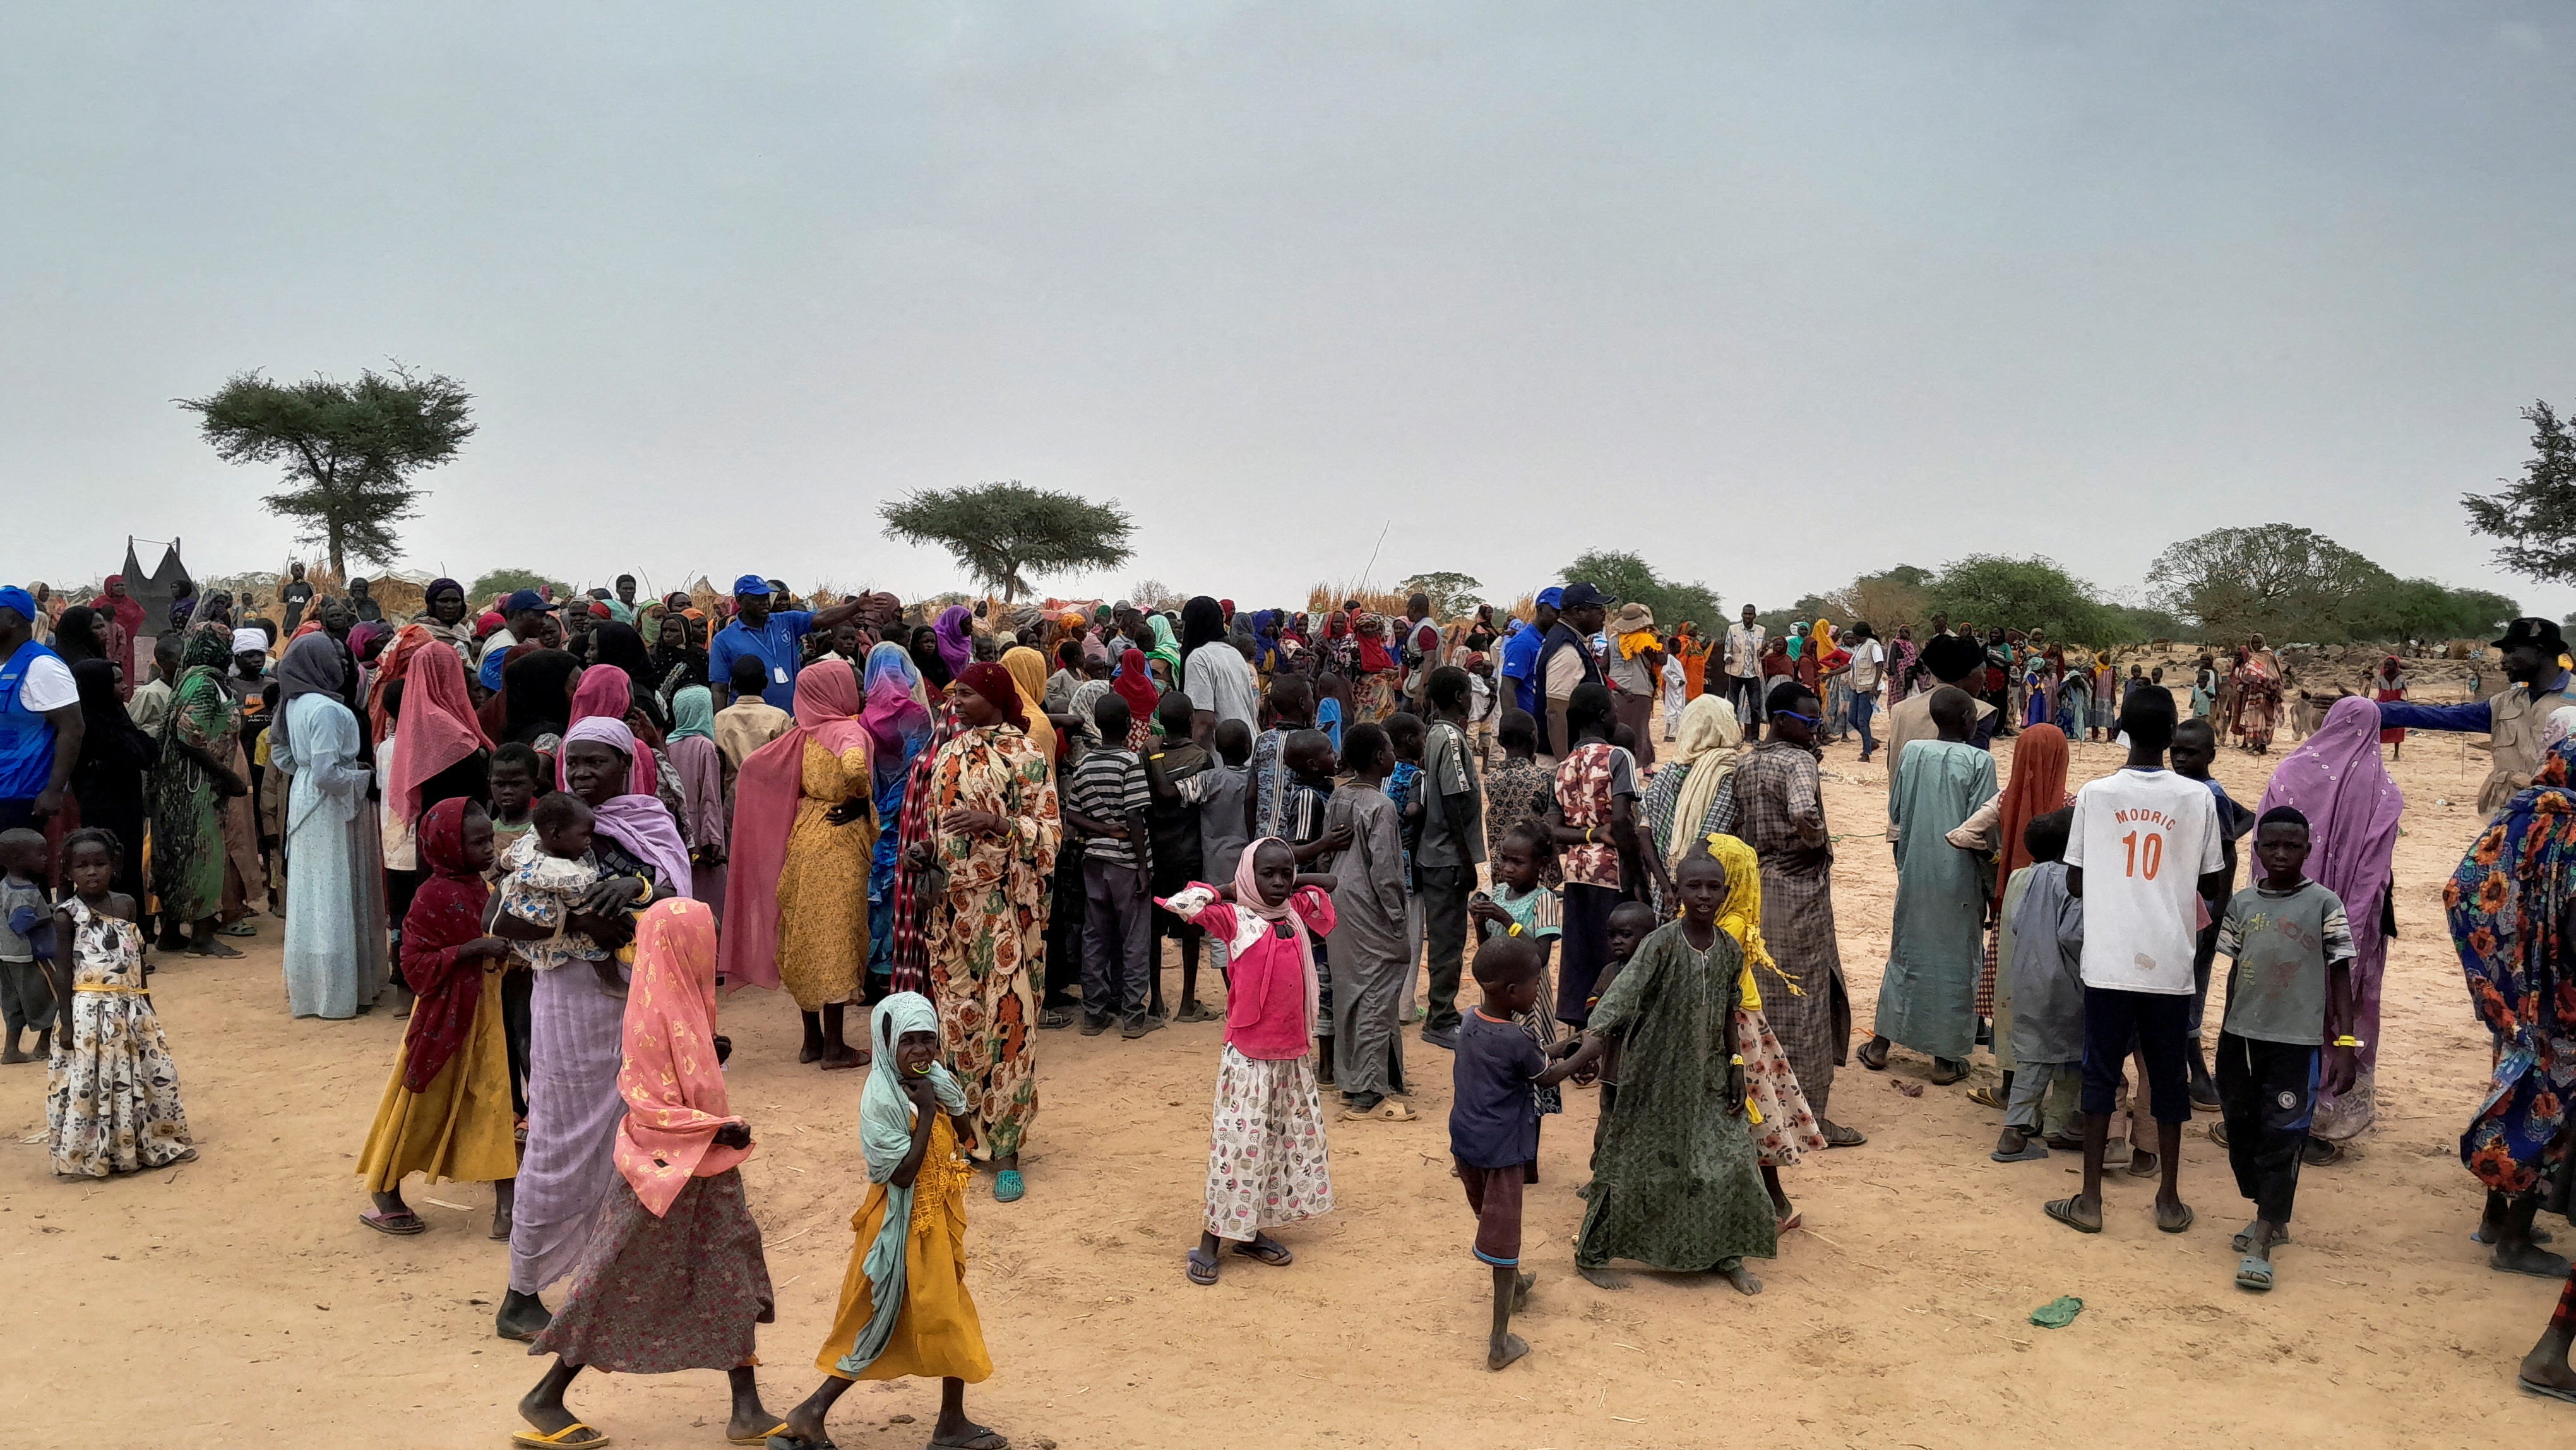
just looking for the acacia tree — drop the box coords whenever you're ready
[2463,400,2576,584]
[879,482,1134,601]
[2145,524,2388,642]
[1399,572,1485,618]
[179,365,475,575]
[1926,554,2115,642]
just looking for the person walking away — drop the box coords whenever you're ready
[1883,633,1993,806]
[2212,807,2359,1292]
[1536,585,1608,762]
[2251,695,2400,1148]
[1991,808,2084,1163]
[1861,688,1997,1086]
[1546,685,1665,1028]
[1323,723,1412,1118]
[1500,590,1558,721]
[2044,690,2226,1237]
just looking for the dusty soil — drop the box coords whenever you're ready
[5,689,2567,1450]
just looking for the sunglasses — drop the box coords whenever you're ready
[1772,709,1821,726]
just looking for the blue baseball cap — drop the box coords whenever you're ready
[1535,587,1564,609]
[732,574,773,597]
[0,587,33,624]
[503,589,547,614]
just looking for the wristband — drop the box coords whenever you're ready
[1506,922,1524,937]
[2333,1035,2362,1048]
[1730,1054,1745,1066]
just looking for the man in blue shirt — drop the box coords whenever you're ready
[2373,617,2576,813]
[476,590,554,692]
[707,574,873,710]
[1500,587,1558,719]
[0,587,81,834]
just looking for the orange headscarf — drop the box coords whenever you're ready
[1993,723,2072,908]
[613,899,752,1217]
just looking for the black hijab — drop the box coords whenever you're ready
[590,621,667,728]
[52,606,105,666]
[909,624,953,691]
[501,648,581,745]
[70,658,157,780]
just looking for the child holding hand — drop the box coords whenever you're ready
[1162,838,1340,1286]
[1452,935,1585,1370]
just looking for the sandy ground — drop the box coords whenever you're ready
[6,697,2572,1450]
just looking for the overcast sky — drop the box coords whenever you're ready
[6,4,2571,618]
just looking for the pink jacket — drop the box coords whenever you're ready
[1171,884,1335,1060]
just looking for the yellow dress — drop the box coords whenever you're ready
[776,739,877,1010]
[817,1113,993,1383]
[354,959,518,1190]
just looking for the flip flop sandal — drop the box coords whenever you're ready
[359,1209,427,1237]
[2125,1152,2162,1178]
[1186,1247,1220,1286]
[2519,1375,2576,1405]
[2302,1138,2344,1166]
[730,1425,791,1446]
[993,1170,1025,1203]
[2207,1121,2229,1147]
[2233,1226,2291,1252]
[1991,1141,2051,1163]
[1233,1235,1294,1267]
[1856,1042,1890,1072]
[1775,1210,1804,1234]
[1928,1061,1971,1086]
[2044,1197,2101,1234]
[1821,1123,1868,1148]
[928,1432,1009,1450]
[1174,1004,1220,1024]
[763,1437,835,1450]
[1344,1099,1416,1122]
[2234,1255,2274,1292]
[1966,1086,2006,1109]
[2156,1202,2197,1235]
[219,920,258,937]
[511,1427,611,1448]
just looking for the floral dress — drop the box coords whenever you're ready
[924,724,1062,1161]
[48,898,194,1178]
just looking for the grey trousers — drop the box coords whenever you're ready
[1082,857,1152,1022]
[1332,938,1409,1099]
[2005,1060,2081,1136]
[1,958,54,1036]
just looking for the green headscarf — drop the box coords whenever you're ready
[1147,613,1183,683]
[669,684,715,743]
[838,992,968,1378]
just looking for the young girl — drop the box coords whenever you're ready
[1467,821,1564,1128]
[357,799,519,1240]
[771,992,1001,1450]
[1706,832,1828,1233]
[46,828,195,1178]
[1161,838,1339,1285]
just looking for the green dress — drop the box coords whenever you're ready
[1577,920,1778,1271]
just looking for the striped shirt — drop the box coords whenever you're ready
[1066,746,1151,869]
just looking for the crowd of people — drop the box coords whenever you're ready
[4,564,2575,1437]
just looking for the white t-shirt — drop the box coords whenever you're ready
[1183,642,1260,734]
[1846,639,1886,694]
[2064,768,2224,995]
[18,654,76,712]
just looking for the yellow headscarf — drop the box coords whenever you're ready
[1663,695,1743,865]
[1705,830,1795,1010]
[999,645,1057,769]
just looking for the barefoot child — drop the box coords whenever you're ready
[1279,729,1352,1079]
[1467,821,1563,1142]
[1160,838,1339,1285]
[517,899,777,1449]
[1,829,57,1064]
[45,829,196,1178]
[1452,936,1564,1369]
[1993,808,2083,1163]
[1547,842,1777,1293]
[1580,902,1661,1168]
[2214,806,2358,1291]
[772,993,1006,1450]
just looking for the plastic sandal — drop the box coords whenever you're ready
[511,1425,611,1448]
[2234,1254,2274,1292]
[993,1170,1025,1203]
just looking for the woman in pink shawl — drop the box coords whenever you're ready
[559,664,659,799]
[518,897,780,1448]
[2254,694,2403,1144]
[722,658,876,1070]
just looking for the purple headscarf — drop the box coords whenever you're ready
[933,604,974,677]
[2253,694,2403,920]
[562,716,697,896]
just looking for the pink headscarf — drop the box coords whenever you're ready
[559,662,656,797]
[720,659,871,992]
[2254,694,2404,921]
[1236,837,1320,1038]
[388,640,492,823]
[612,899,751,1217]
